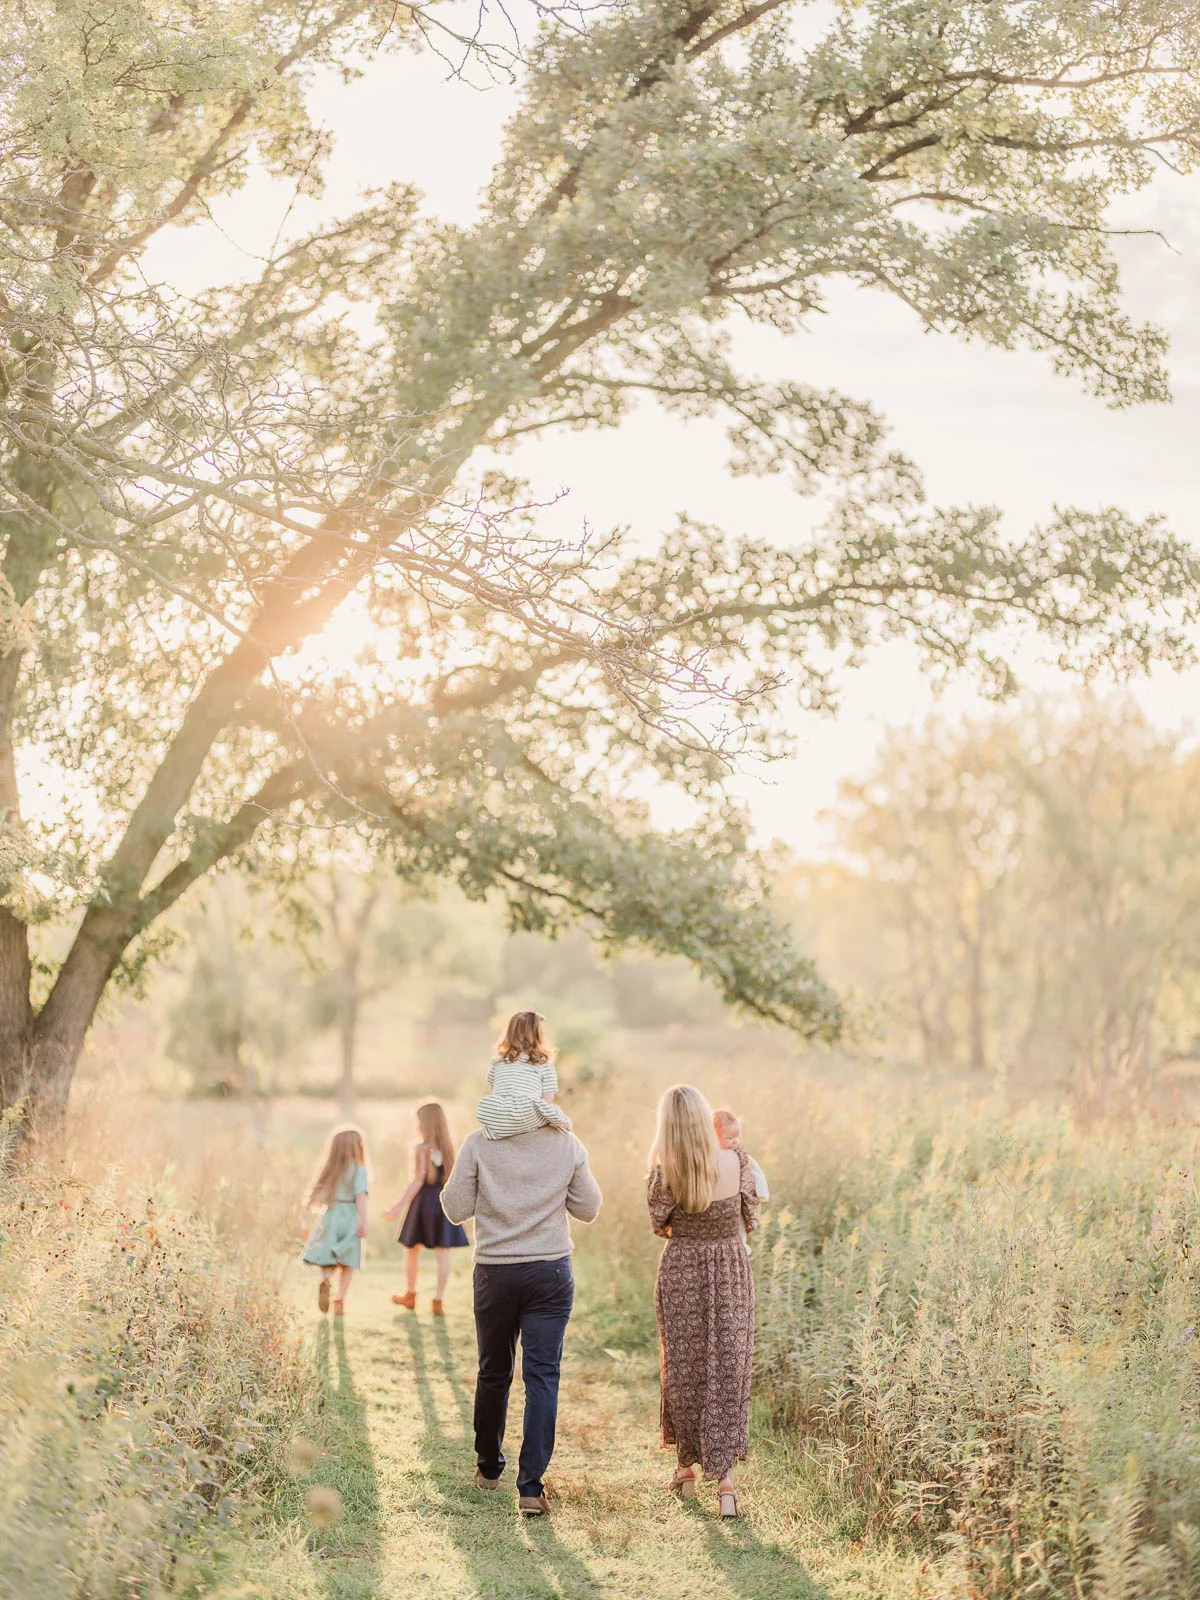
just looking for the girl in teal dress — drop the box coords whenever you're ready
[300,1124,370,1316]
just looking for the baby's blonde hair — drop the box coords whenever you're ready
[649,1085,720,1214]
[712,1108,742,1146]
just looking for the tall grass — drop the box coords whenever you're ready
[565,1055,1200,1596]
[13,1053,1200,1599]
[0,1102,318,1600]
[754,1097,1200,1598]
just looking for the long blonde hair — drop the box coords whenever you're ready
[648,1085,720,1214]
[493,1010,553,1066]
[416,1101,455,1183]
[306,1124,368,1209]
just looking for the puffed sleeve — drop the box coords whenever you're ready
[353,1163,369,1197]
[738,1149,760,1235]
[647,1167,676,1237]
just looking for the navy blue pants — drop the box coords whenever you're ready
[472,1256,575,1498]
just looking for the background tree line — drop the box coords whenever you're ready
[157,870,730,1113]
[796,698,1200,1110]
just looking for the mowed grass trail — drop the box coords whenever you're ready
[286,1258,919,1600]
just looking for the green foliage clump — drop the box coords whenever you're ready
[0,1124,317,1600]
[755,1103,1200,1597]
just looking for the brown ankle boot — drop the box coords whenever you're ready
[431,1298,445,1316]
[392,1290,416,1310]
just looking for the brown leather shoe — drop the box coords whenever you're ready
[392,1291,416,1310]
[519,1494,550,1516]
[474,1470,500,1491]
[318,1279,330,1313]
[431,1298,445,1316]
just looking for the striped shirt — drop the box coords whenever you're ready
[476,1054,572,1141]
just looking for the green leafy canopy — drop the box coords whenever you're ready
[3,0,1200,1107]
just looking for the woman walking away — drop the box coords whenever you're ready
[383,1101,469,1314]
[648,1085,760,1517]
[301,1124,370,1316]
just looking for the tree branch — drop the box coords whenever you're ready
[86,1,373,285]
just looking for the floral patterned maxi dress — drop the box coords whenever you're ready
[648,1149,761,1482]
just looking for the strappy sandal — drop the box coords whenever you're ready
[718,1486,740,1518]
[668,1468,696,1500]
[318,1278,331,1313]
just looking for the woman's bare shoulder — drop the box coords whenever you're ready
[711,1145,742,1199]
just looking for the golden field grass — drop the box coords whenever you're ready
[6,1058,1200,1598]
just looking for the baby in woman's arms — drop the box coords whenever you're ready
[712,1107,769,1244]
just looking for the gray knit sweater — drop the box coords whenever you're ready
[440,1127,602,1263]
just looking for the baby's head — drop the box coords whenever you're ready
[712,1108,742,1150]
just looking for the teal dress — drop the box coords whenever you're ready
[302,1163,368,1269]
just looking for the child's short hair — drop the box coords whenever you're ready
[712,1108,742,1139]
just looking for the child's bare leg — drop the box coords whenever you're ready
[337,1266,354,1302]
[405,1245,421,1293]
[434,1248,452,1300]
[320,1267,335,1286]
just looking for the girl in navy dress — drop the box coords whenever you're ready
[382,1101,468,1314]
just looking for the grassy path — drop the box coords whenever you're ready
[289,1258,918,1600]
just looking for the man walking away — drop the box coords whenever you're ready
[440,1123,602,1515]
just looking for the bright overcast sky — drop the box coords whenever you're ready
[143,15,1200,857]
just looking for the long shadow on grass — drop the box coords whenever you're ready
[697,1507,836,1600]
[404,1317,606,1599]
[433,1318,472,1435]
[310,1318,383,1600]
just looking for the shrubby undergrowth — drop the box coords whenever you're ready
[0,1107,317,1600]
[755,1101,1200,1599]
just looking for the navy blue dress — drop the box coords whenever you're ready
[399,1155,469,1251]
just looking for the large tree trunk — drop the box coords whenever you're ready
[1,375,65,1121]
[32,925,126,1115]
[0,923,124,1130]
[24,996,98,1125]
[0,912,33,1111]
